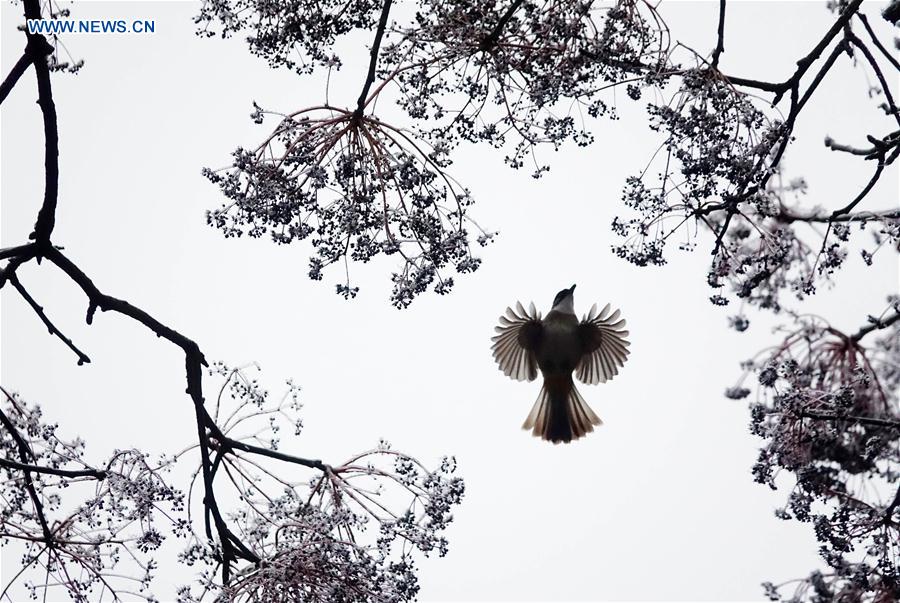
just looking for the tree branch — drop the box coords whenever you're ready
[480,0,525,51]
[845,30,900,127]
[192,388,260,582]
[43,247,208,360]
[711,0,726,69]
[721,0,863,104]
[7,272,91,365]
[0,456,106,480]
[354,0,393,118]
[851,310,900,342]
[776,207,900,223]
[0,51,32,105]
[800,410,900,430]
[0,390,54,545]
[776,0,863,101]
[711,38,852,255]
[23,0,60,245]
[885,484,900,524]
[0,242,38,262]
[796,39,849,114]
[825,129,900,159]
[720,74,783,93]
[830,145,900,218]
[0,0,416,592]
[710,4,888,259]
[710,83,798,257]
[39,246,288,580]
[857,13,900,73]
[219,436,330,472]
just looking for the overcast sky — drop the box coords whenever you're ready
[2,1,898,601]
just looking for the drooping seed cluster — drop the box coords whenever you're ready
[173,364,465,602]
[0,391,186,602]
[733,313,900,601]
[199,0,670,305]
[204,108,489,307]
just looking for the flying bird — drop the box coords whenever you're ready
[491,285,631,444]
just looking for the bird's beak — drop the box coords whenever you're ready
[569,284,577,293]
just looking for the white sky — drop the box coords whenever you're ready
[2,1,898,601]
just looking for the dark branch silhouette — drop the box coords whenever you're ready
[354,0,394,119]
[1,2,464,600]
[7,272,91,365]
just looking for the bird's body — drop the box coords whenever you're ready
[535,310,581,374]
[491,285,630,444]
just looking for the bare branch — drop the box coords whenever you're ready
[24,0,60,245]
[711,0,726,69]
[220,437,329,473]
[7,272,91,365]
[722,0,862,103]
[777,207,900,223]
[354,0,393,118]
[851,310,900,342]
[844,30,900,127]
[0,242,38,262]
[799,410,900,430]
[858,13,900,73]
[830,145,900,218]
[0,456,106,479]
[0,389,54,545]
[0,51,31,105]
[480,0,525,51]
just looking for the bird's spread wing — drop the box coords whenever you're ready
[491,301,542,382]
[575,303,631,385]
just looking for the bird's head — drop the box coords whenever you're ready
[550,284,576,314]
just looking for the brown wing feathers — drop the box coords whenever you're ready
[491,301,542,382]
[575,303,631,385]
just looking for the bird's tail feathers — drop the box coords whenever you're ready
[522,375,602,444]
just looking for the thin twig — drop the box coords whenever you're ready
[0,456,106,480]
[777,207,900,223]
[8,273,91,365]
[222,437,330,472]
[844,30,900,127]
[831,145,900,218]
[857,13,900,73]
